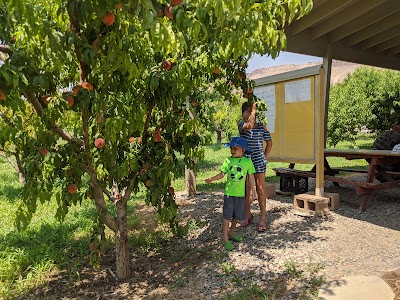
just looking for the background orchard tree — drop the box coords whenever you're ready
[0,0,312,279]
[327,67,400,147]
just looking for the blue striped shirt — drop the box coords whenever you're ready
[238,121,272,173]
[238,121,271,153]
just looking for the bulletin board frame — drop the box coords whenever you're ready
[253,64,325,165]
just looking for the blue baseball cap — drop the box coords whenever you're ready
[224,137,252,154]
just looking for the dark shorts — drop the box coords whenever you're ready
[250,151,267,174]
[223,195,246,221]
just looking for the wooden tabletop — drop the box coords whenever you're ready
[324,148,400,158]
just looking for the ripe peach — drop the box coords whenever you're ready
[164,5,173,19]
[246,88,253,94]
[42,95,52,106]
[40,148,49,156]
[129,137,135,143]
[213,67,220,75]
[66,95,74,107]
[115,3,122,9]
[89,243,96,251]
[152,130,163,142]
[102,12,115,26]
[162,60,172,71]
[82,81,93,91]
[191,101,196,107]
[169,186,174,194]
[171,0,182,6]
[72,85,82,96]
[145,179,152,187]
[94,138,105,149]
[68,183,78,194]
[0,90,7,100]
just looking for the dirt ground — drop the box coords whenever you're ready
[19,178,400,300]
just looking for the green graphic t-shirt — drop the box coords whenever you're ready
[221,156,256,197]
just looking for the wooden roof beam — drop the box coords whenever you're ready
[288,0,356,36]
[311,0,390,40]
[342,11,400,47]
[373,36,400,53]
[328,0,400,43]
[384,45,400,56]
[360,24,400,50]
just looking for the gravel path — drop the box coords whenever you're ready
[174,176,400,299]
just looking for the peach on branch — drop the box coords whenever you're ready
[102,12,115,26]
[213,67,221,75]
[164,6,173,20]
[89,243,96,251]
[115,3,122,9]
[0,89,7,100]
[162,60,172,71]
[171,0,182,6]
[68,183,78,194]
[144,179,153,187]
[94,138,105,149]
[82,81,94,91]
[246,88,253,94]
[72,84,82,96]
[152,130,163,142]
[66,95,74,107]
[42,95,52,106]
[40,148,49,156]
[129,137,135,143]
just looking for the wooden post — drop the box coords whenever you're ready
[315,67,326,197]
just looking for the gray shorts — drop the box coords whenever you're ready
[223,195,246,221]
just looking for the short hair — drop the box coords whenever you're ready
[241,102,251,114]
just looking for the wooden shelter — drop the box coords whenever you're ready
[276,0,400,203]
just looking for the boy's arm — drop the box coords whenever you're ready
[205,172,225,184]
[242,102,257,131]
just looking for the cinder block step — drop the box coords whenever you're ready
[306,191,340,210]
[293,194,330,217]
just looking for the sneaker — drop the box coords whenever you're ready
[224,241,234,251]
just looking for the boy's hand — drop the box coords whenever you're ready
[252,102,257,111]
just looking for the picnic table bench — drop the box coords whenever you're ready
[273,149,400,211]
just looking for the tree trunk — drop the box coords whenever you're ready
[216,129,222,145]
[15,150,26,185]
[185,166,196,197]
[115,202,130,280]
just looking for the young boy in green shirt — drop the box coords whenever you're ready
[205,137,256,251]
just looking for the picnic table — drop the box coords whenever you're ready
[274,149,400,211]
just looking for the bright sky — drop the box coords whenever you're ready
[247,52,322,73]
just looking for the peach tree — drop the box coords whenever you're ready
[0,0,312,279]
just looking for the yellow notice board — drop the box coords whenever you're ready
[253,65,324,164]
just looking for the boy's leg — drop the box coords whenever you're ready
[255,172,267,231]
[223,219,230,243]
[229,219,237,237]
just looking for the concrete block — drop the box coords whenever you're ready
[265,182,276,198]
[306,191,340,210]
[293,194,330,217]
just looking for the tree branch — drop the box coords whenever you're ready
[25,91,84,146]
[0,110,14,127]
[0,151,18,172]
[121,103,154,205]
